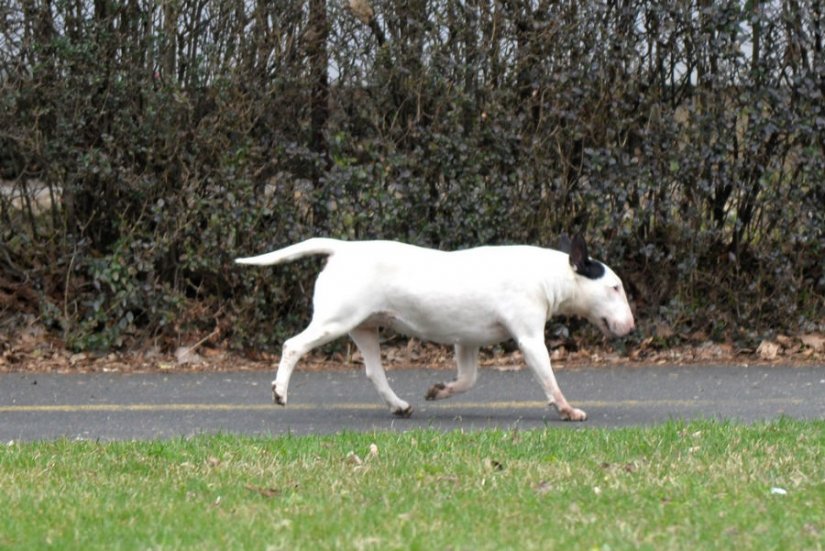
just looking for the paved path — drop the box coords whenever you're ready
[2,364,824,441]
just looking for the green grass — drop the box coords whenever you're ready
[1,419,824,550]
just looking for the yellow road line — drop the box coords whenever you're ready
[0,398,803,414]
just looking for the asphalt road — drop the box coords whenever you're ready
[2,364,824,441]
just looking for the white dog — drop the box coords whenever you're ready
[236,234,634,421]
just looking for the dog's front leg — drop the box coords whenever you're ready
[518,336,587,421]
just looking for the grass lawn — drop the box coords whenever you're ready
[1,419,823,550]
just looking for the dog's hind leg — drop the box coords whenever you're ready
[272,320,351,406]
[349,327,412,417]
[425,344,480,401]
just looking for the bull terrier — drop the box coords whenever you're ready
[236,234,634,421]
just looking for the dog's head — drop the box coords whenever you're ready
[559,234,635,337]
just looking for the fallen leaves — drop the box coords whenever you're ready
[482,458,505,472]
[345,443,379,469]
[174,346,205,366]
[244,481,300,499]
[1,318,822,374]
[800,334,825,353]
[245,484,281,498]
[756,334,825,360]
[757,340,781,360]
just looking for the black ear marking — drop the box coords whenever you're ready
[568,234,606,280]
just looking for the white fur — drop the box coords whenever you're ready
[236,237,635,421]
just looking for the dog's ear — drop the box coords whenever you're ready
[557,234,572,254]
[568,234,588,272]
[569,234,606,279]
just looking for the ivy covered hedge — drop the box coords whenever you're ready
[1,1,822,352]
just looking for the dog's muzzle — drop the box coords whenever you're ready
[601,316,635,337]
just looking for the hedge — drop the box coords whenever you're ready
[0,0,822,352]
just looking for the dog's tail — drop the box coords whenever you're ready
[234,238,340,266]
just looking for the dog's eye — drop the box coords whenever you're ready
[612,285,620,293]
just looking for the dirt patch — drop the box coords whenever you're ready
[1,323,822,375]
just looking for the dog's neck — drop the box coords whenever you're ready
[542,267,580,319]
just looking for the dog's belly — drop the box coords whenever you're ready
[361,310,511,346]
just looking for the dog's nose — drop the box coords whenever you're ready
[625,317,636,335]
[613,317,635,337]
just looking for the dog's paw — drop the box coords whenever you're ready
[559,406,587,422]
[272,384,287,406]
[425,382,448,401]
[392,404,413,418]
